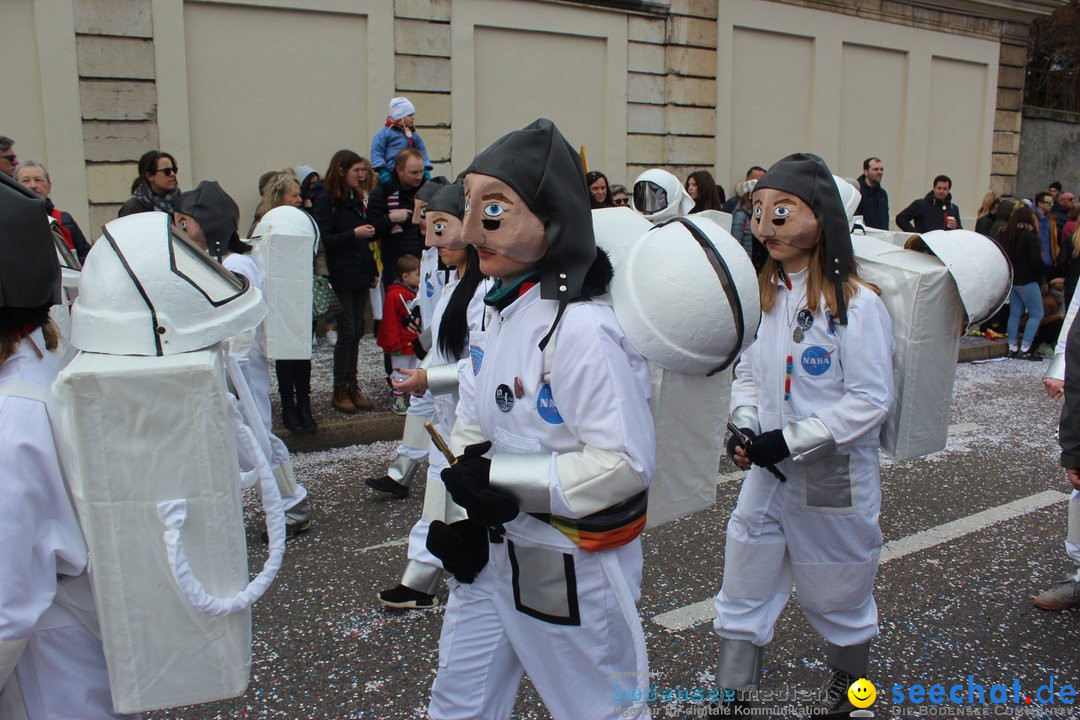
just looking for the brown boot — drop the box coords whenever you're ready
[332,383,357,413]
[347,381,374,411]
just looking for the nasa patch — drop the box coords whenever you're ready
[470,345,484,375]
[426,279,435,298]
[800,345,834,376]
[536,384,564,425]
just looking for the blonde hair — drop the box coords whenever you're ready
[253,173,301,225]
[976,190,1000,218]
[759,242,879,318]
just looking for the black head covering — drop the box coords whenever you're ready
[755,152,853,323]
[464,118,594,306]
[415,176,448,204]
[0,172,61,308]
[427,180,464,219]
[175,180,239,259]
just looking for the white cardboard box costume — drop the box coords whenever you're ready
[593,208,759,526]
[248,206,320,361]
[851,229,1010,459]
[55,213,286,714]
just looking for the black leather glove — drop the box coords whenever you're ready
[426,520,489,583]
[440,441,519,527]
[726,427,756,462]
[745,429,790,468]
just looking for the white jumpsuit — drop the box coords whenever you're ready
[1049,290,1080,566]
[223,253,307,510]
[713,268,895,649]
[405,273,491,570]
[428,286,656,720]
[0,330,137,720]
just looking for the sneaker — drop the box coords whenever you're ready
[377,584,439,609]
[326,329,338,347]
[365,474,409,498]
[1032,577,1080,611]
[391,394,409,415]
[817,668,859,717]
[261,518,312,544]
[1021,348,1045,362]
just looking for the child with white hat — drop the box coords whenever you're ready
[371,96,432,185]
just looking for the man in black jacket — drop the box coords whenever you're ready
[896,175,961,233]
[855,157,889,230]
[1032,311,1080,611]
[368,147,426,287]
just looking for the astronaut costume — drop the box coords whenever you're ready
[381,181,494,607]
[426,119,655,720]
[175,182,309,532]
[0,174,137,719]
[367,178,449,499]
[632,168,694,224]
[713,154,895,713]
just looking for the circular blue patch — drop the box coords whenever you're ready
[536,384,564,425]
[426,279,435,298]
[800,345,833,376]
[470,345,484,375]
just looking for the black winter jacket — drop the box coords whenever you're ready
[855,175,890,230]
[309,182,377,292]
[896,191,962,233]
[1002,227,1044,286]
[367,177,423,277]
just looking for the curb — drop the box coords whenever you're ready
[276,411,406,453]
[957,338,1009,363]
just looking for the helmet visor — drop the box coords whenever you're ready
[169,227,248,305]
[634,181,668,215]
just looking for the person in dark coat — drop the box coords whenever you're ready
[998,203,1045,359]
[367,147,426,289]
[310,149,378,414]
[896,175,961,233]
[118,150,181,216]
[854,157,889,230]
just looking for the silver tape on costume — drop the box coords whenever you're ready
[801,455,856,512]
[1069,498,1080,547]
[387,454,423,487]
[401,560,442,595]
[401,412,431,451]
[507,542,580,625]
[418,326,432,352]
[782,416,835,464]
[425,362,460,395]
[825,640,872,677]
[715,638,764,691]
[554,446,646,518]
[272,461,300,499]
[729,405,760,435]
[490,453,552,513]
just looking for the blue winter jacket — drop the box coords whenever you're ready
[370,124,431,174]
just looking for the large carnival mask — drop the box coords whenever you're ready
[462,173,547,263]
[751,187,821,249]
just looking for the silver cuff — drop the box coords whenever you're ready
[825,640,871,677]
[401,560,442,595]
[418,326,432,351]
[716,638,763,691]
[388,454,423,486]
[1069,498,1080,547]
[402,411,431,449]
[729,406,760,435]
[1046,353,1065,382]
[782,416,835,463]
[426,362,460,395]
[490,453,552,513]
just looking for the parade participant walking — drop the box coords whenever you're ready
[0,173,137,719]
[425,119,656,719]
[715,153,895,717]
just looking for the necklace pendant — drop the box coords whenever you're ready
[793,327,804,344]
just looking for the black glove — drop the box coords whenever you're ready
[426,520,489,583]
[440,441,519,527]
[726,427,756,462]
[744,429,790,468]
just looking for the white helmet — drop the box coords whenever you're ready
[833,175,862,229]
[71,212,266,356]
[606,214,760,374]
[250,205,320,255]
[633,169,695,224]
[918,229,1012,328]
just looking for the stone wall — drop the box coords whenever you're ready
[1015,107,1080,199]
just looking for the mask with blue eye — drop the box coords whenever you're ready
[461,173,547,263]
[751,188,821,249]
[482,202,506,231]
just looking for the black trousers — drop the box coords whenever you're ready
[333,288,368,384]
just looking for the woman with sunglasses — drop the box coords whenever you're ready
[119,149,181,217]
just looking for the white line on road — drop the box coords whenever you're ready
[358,536,409,553]
[650,490,1069,632]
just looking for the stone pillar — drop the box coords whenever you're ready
[991,23,1028,199]
[393,0,452,176]
[74,0,158,233]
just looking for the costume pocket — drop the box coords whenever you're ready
[507,541,581,626]
[801,453,855,513]
[494,426,542,455]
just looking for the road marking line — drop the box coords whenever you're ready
[947,422,980,435]
[717,471,745,485]
[650,490,1069,631]
[358,536,409,553]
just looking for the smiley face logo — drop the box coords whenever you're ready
[847,678,876,708]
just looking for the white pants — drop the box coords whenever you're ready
[428,538,650,720]
[713,460,882,648]
[396,390,434,461]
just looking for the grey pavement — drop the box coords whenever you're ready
[148,355,1078,720]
